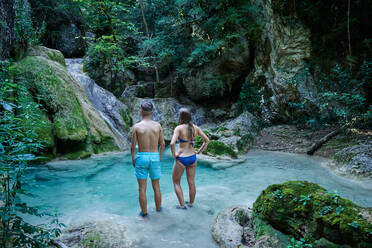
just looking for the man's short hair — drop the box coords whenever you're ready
[141,101,153,113]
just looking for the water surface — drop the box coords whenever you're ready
[24,150,372,247]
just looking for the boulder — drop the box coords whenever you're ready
[121,81,155,98]
[253,180,372,247]
[55,24,85,58]
[197,111,260,155]
[12,46,122,160]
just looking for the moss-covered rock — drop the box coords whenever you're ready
[253,181,372,247]
[195,136,237,158]
[27,45,66,66]
[12,46,121,161]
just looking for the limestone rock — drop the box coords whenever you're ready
[212,206,252,248]
[212,206,282,248]
[121,81,155,98]
[249,0,319,123]
[12,46,121,160]
[332,141,372,178]
[59,220,135,248]
[121,95,208,141]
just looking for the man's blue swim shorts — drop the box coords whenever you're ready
[134,152,161,180]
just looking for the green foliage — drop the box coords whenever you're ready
[237,81,261,115]
[318,61,372,128]
[0,61,63,247]
[288,237,312,248]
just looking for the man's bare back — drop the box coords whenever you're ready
[133,120,163,153]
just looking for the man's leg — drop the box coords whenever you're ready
[151,179,161,211]
[186,162,197,206]
[172,161,185,207]
[137,179,147,215]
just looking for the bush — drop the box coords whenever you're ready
[0,61,63,247]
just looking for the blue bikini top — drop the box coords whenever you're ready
[178,137,195,147]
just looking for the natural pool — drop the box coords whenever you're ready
[24,149,372,248]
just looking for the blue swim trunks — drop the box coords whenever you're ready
[135,152,161,180]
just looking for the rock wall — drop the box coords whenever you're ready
[249,0,319,123]
[12,46,122,160]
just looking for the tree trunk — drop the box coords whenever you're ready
[138,0,160,84]
[347,0,352,57]
[306,128,343,155]
[0,0,15,59]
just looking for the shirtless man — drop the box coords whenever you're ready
[131,102,165,218]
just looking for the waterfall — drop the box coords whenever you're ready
[65,58,130,150]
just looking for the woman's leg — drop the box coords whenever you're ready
[172,160,185,207]
[186,161,197,205]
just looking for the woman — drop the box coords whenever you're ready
[170,108,209,209]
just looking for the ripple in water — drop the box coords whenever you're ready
[23,149,372,248]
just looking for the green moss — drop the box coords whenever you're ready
[168,122,178,130]
[63,150,92,160]
[14,56,89,142]
[253,181,372,247]
[195,136,237,158]
[119,108,133,132]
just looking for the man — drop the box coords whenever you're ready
[131,101,165,218]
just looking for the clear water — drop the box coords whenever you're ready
[24,149,372,248]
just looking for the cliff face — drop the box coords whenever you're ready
[12,46,122,161]
[249,0,319,124]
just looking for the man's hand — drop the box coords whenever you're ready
[132,159,135,168]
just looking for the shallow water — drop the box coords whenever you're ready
[24,150,372,248]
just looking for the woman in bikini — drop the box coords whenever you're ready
[170,108,209,209]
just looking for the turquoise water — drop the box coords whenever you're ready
[24,150,372,247]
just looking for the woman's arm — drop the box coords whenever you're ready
[196,126,209,154]
[170,126,180,158]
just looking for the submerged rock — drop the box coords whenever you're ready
[12,46,122,160]
[253,180,372,247]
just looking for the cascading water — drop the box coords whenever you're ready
[65,59,130,150]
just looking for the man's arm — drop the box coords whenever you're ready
[158,125,165,161]
[131,126,137,167]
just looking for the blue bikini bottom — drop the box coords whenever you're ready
[176,154,197,167]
